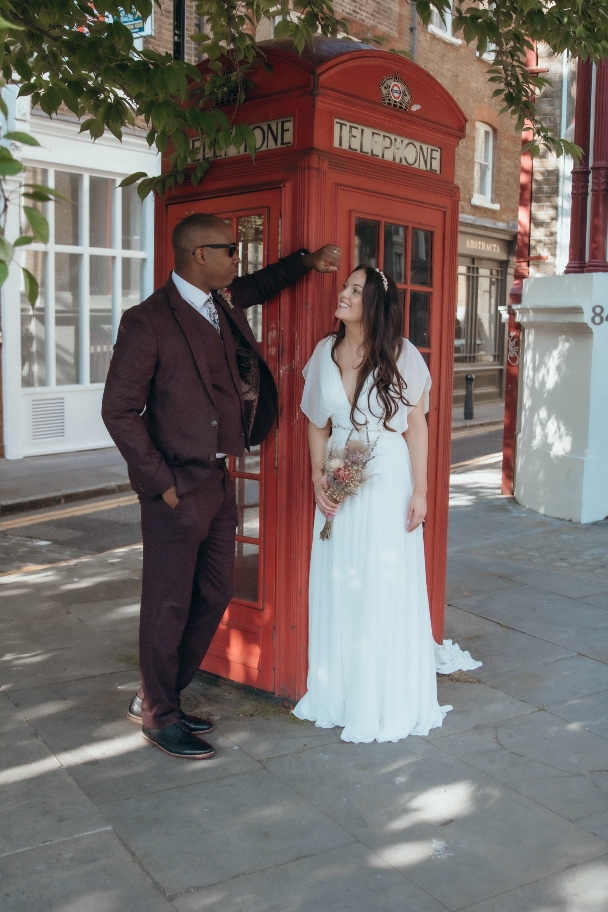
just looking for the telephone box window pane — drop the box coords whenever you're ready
[55,253,81,385]
[411,229,432,286]
[476,266,500,361]
[122,258,141,312]
[237,214,264,343]
[55,172,81,246]
[122,184,143,250]
[235,477,260,539]
[90,255,113,383]
[384,224,405,283]
[21,167,47,237]
[235,443,261,475]
[354,218,378,268]
[234,542,259,602]
[90,177,113,248]
[21,251,46,387]
[409,291,430,348]
[455,263,470,361]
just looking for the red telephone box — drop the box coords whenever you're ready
[155,38,466,702]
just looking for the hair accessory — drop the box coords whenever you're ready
[375,268,389,292]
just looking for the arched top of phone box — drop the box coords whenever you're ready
[196,37,467,141]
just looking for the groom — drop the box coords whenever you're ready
[102,213,340,759]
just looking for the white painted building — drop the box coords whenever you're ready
[1,97,158,459]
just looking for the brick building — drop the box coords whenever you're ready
[2,2,521,460]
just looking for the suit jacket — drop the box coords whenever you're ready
[101,250,310,498]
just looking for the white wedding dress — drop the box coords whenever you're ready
[293,336,475,743]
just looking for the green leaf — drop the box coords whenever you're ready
[22,267,39,308]
[13,236,33,247]
[0,158,23,176]
[118,172,148,188]
[23,207,49,243]
[0,235,14,263]
[3,131,40,146]
[0,16,23,29]
[0,261,8,286]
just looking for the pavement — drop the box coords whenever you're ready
[1,455,608,911]
[0,401,505,516]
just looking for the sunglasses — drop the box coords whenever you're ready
[192,243,238,257]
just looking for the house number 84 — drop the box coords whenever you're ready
[591,305,608,325]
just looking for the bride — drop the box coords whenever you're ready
[293,265,450,743]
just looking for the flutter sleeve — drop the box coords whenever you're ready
[399,339,432,414]
[300,338,332,428]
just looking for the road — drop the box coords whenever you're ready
[0,428,503,576]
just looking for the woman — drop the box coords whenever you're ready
[293,265,450,743]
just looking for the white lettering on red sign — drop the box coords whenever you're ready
[190,118,293,159]
[333,119,441,174]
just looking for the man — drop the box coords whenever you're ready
[102,212,340,759]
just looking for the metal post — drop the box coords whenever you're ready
[464,373,475,420]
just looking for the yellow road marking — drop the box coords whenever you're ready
[0,494,138,532]
[450,452,503,470]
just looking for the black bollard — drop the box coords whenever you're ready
[464,373,475,420]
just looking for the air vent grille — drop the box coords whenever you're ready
[31,398,65,440]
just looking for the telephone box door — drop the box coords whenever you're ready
[164,189,281,691]
[337,189,450,636]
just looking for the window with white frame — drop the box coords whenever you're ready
[429,2,461,43]
[472,122,499,208]
[20,168,151,389]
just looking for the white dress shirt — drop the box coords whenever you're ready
[171,270,227,459]
[172,270,216,324]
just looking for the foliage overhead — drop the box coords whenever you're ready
[0,0,606,297]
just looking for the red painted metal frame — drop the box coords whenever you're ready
[565,59,593,274]
[501,45,539,497]
[586,60,608,272]
[155,41,466,701]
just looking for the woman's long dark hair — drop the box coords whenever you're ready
[331,265,409,430]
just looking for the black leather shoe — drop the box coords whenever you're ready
[142,722,215,759]
[127,694,214,735]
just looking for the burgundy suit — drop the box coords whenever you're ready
[102,251,310,728]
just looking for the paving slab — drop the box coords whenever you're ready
[496,710,608,775]
[2,613,100,655]
[102,768,355,896]
[578,811,608,842]
[0,719,107,856]
[263,738,607,911]
[8,672,261,806]
[583,591,608,611]
[0,636,131,691]
[507,567,608,599]
[450,585,608,662]
[174,843,450,912]
[218,712,342,761]
[460,854,608,912]
[470,520,608,581]
[445,566,521,601]
[548,690,608,740]
[428,680,535,740]
[445,622,576,683]
[481,655,608,707]
[0,830,175,912]
[66,595,141,631]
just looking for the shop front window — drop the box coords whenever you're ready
[455,258,504,363]
[20,168,150,388]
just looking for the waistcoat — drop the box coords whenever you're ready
[197,307,245,456]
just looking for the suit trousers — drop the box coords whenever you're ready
[137,464,237,729]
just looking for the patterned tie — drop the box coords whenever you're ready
[203,295,221,335]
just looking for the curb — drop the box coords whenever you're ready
[451,419,504,435]
[0,481,133,516]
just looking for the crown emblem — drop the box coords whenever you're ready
[379,72,412,111]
